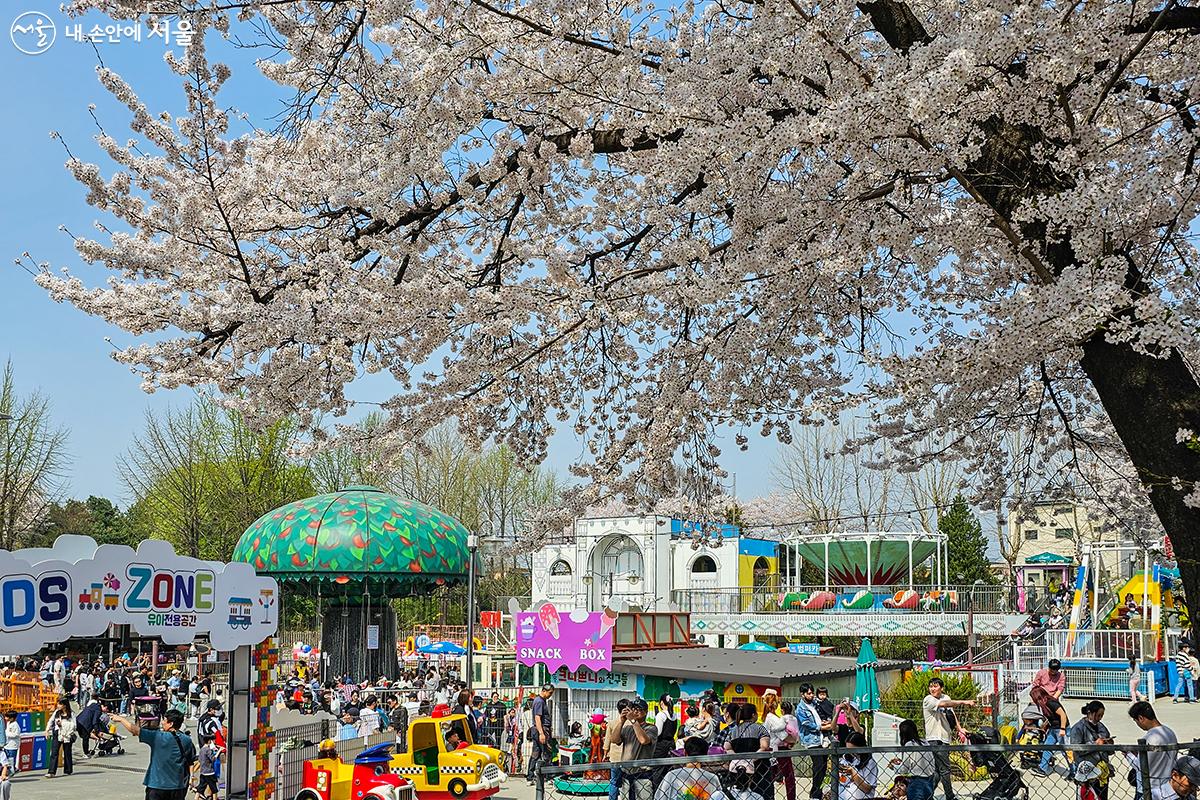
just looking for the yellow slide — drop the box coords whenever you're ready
[1105,573,1161,627]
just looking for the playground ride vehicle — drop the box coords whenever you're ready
[388,707,508,799]
[883,590,919,609]
[296,742,411,800]
[841,589,874,610]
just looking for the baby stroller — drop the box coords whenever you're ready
[1018,705,1047,770]
[93,728,126,756]
[969,727,1028,800]
[93,715,126,757]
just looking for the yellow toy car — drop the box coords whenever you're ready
[388,708,508,799]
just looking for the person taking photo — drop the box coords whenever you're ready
[111,707,197,800]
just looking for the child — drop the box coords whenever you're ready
[1129,657,1143,702]
[726,761,765,800]
[195,734,222,799]
[3,713,18,774]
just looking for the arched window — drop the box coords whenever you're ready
[549,560,573,576]
[600,535,643,577]
[691,555,718,574]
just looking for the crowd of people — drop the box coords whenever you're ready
[534,684,868,800]
[0,652,226,799]
[532,668,1200,800]
[277,663,520,749]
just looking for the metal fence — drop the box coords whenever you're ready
[536,739,1199,800]
[670,585,1009,615]
[1043,629,1161,662]
[1010,645,1159,702]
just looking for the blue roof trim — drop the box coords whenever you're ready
[738,537,777,557]
[670,519,741,539]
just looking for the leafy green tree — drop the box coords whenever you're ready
[84,496,134,546]
[941,495,998,586]
[121,400,314,560]
[35,496,134,547]
[0,361,69,549]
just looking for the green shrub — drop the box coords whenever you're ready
[879,670,987,736]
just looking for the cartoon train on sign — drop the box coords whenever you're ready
[228,597,253,629]
[78,573,122,610]
[77,583,120,611]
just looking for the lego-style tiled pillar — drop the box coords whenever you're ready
[228,637,278,800]
[248,637,278,800]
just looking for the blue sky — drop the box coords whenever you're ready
[0,10,781,506]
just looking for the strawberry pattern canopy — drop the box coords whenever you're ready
[232,486,470,591]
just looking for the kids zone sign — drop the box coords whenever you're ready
[0,535,278,652]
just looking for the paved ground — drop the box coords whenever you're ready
[6,701,1199,799]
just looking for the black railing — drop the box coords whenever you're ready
[536,739,1193,800]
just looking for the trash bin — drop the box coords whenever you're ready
[30,710,45,732]
[17,736,32,771]
[16,712,31,733]
[31,735,46,770]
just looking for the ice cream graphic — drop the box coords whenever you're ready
[596,605,619,640]
[519,616,537,642]
[538,602,562,639]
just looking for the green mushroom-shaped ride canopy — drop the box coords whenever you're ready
[233,487,472,679]
[232,486,470,595]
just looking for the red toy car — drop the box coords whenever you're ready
[295,742,411,800]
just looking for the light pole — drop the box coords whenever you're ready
[465,533,479,689]
[967,578,984,665]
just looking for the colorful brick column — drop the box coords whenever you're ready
[248,636,278,800]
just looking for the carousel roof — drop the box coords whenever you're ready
[232,486,470,592]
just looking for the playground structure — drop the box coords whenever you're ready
[671,530,1025,642]
[1061,542,1184,660]
[233,486,472,680]
[998,542,1186,705]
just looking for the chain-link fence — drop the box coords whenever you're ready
[536,738,1199,800]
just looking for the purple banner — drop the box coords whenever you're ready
[516,603,616,672]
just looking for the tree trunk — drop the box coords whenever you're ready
[1079,335,1200,610]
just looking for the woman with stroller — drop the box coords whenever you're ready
[1068,701,1112,800]
[722,702,773,800]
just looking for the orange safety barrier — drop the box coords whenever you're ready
[0,671,59,715]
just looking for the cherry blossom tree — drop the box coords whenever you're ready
[34,0,1200,598]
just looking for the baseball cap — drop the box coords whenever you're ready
[630,697,649,712]
[1048,659,1062,670]
[319,739,336,752]
[206,699,222,711]
[1175,756,1200,785]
